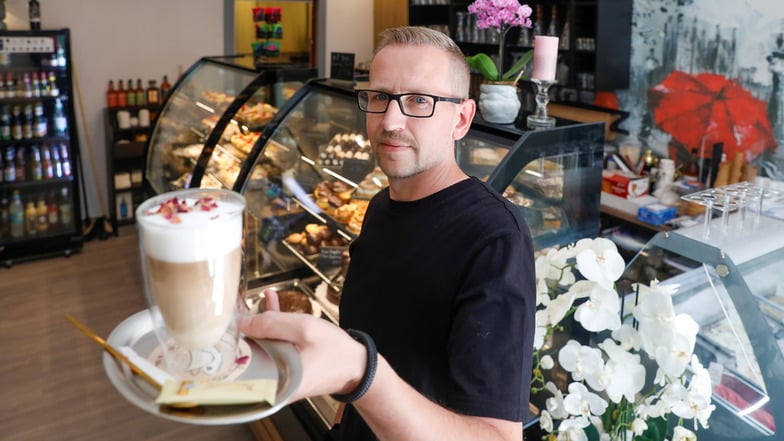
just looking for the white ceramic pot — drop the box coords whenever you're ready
[478,83,521,124]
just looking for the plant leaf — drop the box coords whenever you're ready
[501,49,534,81]
[466,53,499,82]
[584,423,601,441]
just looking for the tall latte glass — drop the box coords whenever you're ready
[136,188,246,381]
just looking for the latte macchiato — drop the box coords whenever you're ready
[137,190,245,355]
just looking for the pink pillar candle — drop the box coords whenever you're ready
[531,36,559,81]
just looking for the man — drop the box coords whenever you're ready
[241,26,535,441]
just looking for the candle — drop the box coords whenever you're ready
[531,36,559,81]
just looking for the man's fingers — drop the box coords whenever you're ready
[265,288,280,312]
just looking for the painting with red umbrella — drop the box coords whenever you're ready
[648,71,778,163]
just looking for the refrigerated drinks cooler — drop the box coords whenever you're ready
[0,29,82,266]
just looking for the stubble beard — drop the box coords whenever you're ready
[373,131,425,180]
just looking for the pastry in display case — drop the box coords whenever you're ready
[612,214,784,440]
[144,55,316,194]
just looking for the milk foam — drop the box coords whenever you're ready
[138,197,244,263]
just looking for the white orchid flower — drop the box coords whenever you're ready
[558,340,604,382]
[545,381,569,419]
[539,410,554,433]
[655,326,696,378]
[599,338,646,403]
[611,324,641,351]
[536,248,576,286]
[563,382,608,417]
[631,417,648,435]
[687,356,713,400]
[534,310,549,349]
[672,425,697,441]
[574,283,621,332]
[541,354,555,369]
[556,417,590,441]
[574,237,625,288]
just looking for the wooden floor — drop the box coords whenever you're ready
[0,226,257,441]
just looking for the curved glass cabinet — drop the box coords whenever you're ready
[615,214,784,440]
[144,56,315,194]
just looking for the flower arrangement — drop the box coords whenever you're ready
[532,238,715,441]
[466,0,534,84]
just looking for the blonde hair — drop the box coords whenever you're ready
[374,26,470,98]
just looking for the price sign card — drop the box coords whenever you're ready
[330,52,355,82]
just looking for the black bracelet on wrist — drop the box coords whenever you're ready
[330,329,378,404]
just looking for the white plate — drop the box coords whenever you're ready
[103,310,301,426]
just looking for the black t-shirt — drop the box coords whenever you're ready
[336,177,536,440]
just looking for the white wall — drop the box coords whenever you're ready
[323,0,374,77]
[2,0,224,219]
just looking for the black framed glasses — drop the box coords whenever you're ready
[355,89,464,118]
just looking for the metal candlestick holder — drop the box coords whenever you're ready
[526,78,556,129]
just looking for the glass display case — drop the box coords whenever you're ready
[144,55,315,194]
[614,215,784,440]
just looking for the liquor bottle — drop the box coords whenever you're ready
[9,190,24,239]
[59,144,72,177]
[119,196,129,220]
[117,80,127,107]
[10,105,23,141]
[0,194,9,239]
[28,0,41,30]
[546,5,558,37]
[106,80,118,108]
[15,146,26,181]
[31,72,41,98]
[146,80,160,106]
[56,40,66,67]
[160,75,172,99]
[33,101,47,138]
[3,147,15,182]
[38,71,49,96]
[135,79,146,107]
[126,78,137,107]
[47,190,60,231]
[35,196,48,234]
[0,73,5,99]
[25,199,37,237]
[48,72,58,96]
[22,104,34,140]
[29,144,42,181]
[53,98,67,137]
[559,10,570,50]
[22,72,33,98]
[59,186,72,226]
[5,72,15,98]
[0,106,11,141]
[41,144,54,179]
[532,4,544,36]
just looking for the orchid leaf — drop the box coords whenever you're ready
[501,49,534,81]
[466,53,499,82]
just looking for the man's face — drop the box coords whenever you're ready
[365,45,471,180]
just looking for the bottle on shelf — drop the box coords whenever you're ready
[532,4,544,36]
[559,10,570,50]
[38,71,50,96]
[135,79,146,107]
[31,72,41,98]
[3,147,15,182]
[126,78,136,107]
[47,190,60,232]
[0,194,9,239]
[119,196,129,220]
[106,80,118,108]
[24,198,37,237]
[56,40,66,67]
[5,72,15,98]
[22,72,33,98]
[160,75,172,99]
[22,104,34,140]
[28,0,41,31]
[47,72,58,97]
[546,5,558,37]
[53,98,68,137]
[51,143,63,178]
[29,144,42,181]
[59,144,72,177]
[117,80,127,107]
[41,144,54,179]
[10,105,22,141]
[9,190,24,239]
[146,80,160,106]
[59,186,72,227]
[0,74,5,99]
[15,145,26,181]
[33,101,47,138]
[35,196,48,234]
[0,106,11,141]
